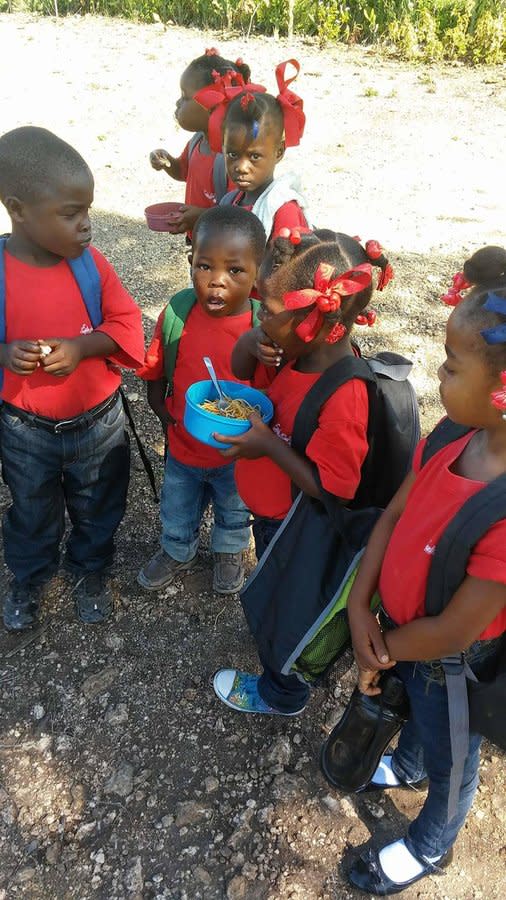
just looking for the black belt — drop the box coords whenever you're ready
[3,390,120,434]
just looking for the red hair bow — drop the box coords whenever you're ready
[194,70,266,152]
[283,262,373,343]
[364,239,394,290]
[491,371,506,412]
[355,309,377,327]
[441,271,472,306]
[275,59,306,148]
[278,226,311,245]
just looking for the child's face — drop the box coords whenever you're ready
[175,68,210,133]
[191,229,257,318]
[12,170,93,261]
[223,123,284,195]
[438,308,503,428]
[256,274,309,360]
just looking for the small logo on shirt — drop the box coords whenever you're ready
[80,324,93,334]
[204,191,216,202]
[424,542,436,555]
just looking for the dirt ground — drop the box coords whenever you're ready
[0,12,505,900]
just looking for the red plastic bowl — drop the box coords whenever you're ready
[144,201,184,233]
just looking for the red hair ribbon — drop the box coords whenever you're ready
[355,309,377,327]
[240,91,256,110]
[491,372,506,412]
[205,47,220,56]
[283,262,373,344]
[441,271,472,306]
[364,239,394,291]
[275,59,306,148]
[278,226,311,245]
[194,70,266,152]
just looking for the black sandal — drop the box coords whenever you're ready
[348,844,453,896]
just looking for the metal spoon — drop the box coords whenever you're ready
[203,356,228,410]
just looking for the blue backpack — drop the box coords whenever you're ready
[0,238,158,500]
[0,236,102,392]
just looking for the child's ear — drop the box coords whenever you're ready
[276,141,286,162]
[4,196,24,223]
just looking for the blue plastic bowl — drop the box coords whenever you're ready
[184,380,273,449]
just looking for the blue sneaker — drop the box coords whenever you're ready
[213,668,306,716]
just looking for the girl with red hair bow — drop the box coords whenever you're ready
[217,60,310,244]
[212,232,393,717]
[148,49,251,238]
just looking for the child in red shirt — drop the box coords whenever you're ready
[201,60,310,243]
[0,126,144,631]
[212,231,393,712]
[344,246,506,895]
[149,49,251,237]
[136,205,266,595]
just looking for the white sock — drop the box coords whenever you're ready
[370,755,402,787]
[379,840,425,883]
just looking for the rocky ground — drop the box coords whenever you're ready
[0,12,505,900]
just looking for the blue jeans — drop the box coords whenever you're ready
[160,449,251,562]
[0,395,130,586]
[391,637,502,860]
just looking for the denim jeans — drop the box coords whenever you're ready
[0,395,130,586]
[391,637,502,861]
[160,449,251,562]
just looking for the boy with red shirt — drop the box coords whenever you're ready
[0,126,144,631]
[137,205,266,594]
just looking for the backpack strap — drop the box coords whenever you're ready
[219,189,242,207]
[421,417,472,468]
[161,289,197,391]
[291,355,375,456]
[250,298,261,328]
[424,467,506,821]
[212,153,228,203]
[188,132,203,160]
[67,248,102,328]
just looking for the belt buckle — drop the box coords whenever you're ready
[54,417,77,434]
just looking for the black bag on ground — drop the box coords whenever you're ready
[240,350,420,684]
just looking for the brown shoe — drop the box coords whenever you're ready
[213,552,245,595]
[137,549,197,591]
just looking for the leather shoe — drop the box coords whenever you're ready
[348,844,453,895]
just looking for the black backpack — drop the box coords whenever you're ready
[420,418,506,817]
[240,349,420,683]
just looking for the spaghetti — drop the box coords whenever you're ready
[199,395,261,420]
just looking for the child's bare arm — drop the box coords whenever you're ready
[149,149,184,181]
[232,328,282,379]
[347,473,416,671]
[147,378,174,433]
[385,575,506,662]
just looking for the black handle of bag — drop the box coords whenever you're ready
[120,388,159,503]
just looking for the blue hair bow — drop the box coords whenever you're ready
[481,292,506,345]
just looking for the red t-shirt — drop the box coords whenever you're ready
[137,299,265,468]
[231,194,308,242]
[379,431,506,640]
[178,136,233,208]
[2,246,144,419]
[235,361,369,519]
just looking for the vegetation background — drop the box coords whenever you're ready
[1,0,505,63]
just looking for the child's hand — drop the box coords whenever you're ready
[1,340,43,375]
[214,412,275,460]
[39,338,83,376]
[254,327,283,368]
[171,205,202,234]
[149,149,177,176]
[357,667,382,696]
[349,607,396,673]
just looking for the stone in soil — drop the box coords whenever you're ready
[104,761,135,798]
